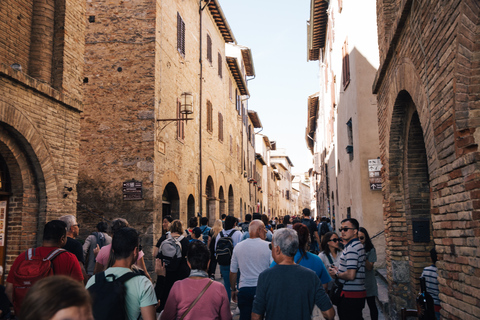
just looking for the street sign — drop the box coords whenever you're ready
[368,159,382,191]
[123,180,143,200]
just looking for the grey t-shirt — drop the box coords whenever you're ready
[230,237,272,288]
[252,264,332,320]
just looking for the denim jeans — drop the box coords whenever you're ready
[238,286,256,320]
[219,264,231,302]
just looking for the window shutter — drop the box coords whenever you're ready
[218,112,223,142]
[218,52,222,78]
[207,34,212,63]
[177,13,185,56]
[207,101,213,132]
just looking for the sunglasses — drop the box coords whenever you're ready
[359,236,365,240]
[328,238,339,243]
[73,224,80,228]
[339,227,355,232]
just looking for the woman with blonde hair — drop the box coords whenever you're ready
[207,219,223,279]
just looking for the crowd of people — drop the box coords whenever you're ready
[0,209,440,320]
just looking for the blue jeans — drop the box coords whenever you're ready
[238,286,256,320]
[220,265,231,302]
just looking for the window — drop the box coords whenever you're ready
[342,38,350,89]
[177,100,185,141]
[207,34,212,63]
[218,112,223,142]
[207,100,213,133]
[230,135,233,154]
[218,52,222,78]
[229,79,233,101]
[177,13,185,56]
[346,118,353,161]
[236,90,241,114]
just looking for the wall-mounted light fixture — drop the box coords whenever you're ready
[157,92,194,123]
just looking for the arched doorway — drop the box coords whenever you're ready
[388,91,433,307]
[206,176,216,225]
[0,154,11,279]
[162,182,180,220]
[218,186,225,218]
[187,195,195,222]
[228,185,234,216]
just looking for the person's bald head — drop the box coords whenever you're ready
[249,220,266,239]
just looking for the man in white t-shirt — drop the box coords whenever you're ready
[230,220,272,320]
[86,227,157,320]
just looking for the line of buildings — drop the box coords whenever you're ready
[0,0,309,279]
[306,0,479,319]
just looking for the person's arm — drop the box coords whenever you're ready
[314,231,321,245]
[5,283,12,303]
[153,246,159,258]
[321,307,335,320]
[251,313,263,320]
[82,235,93,260]
[135,256,153,282]
[80,262,89,284]
[93,262,104,275]
[230,272,238,303]
[329,266,357,281]
[365,259,374,271]
[140,305,156,320]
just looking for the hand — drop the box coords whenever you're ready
[328,266,338,277]
[93,244,100,257]
[231,290,237,303]
[155,258,166,277]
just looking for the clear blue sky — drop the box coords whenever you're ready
[220,0,319,174]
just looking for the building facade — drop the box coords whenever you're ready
[306,0,385,261]
[375,0,480,318]
[0,0,85,276]
[79,0,256,270]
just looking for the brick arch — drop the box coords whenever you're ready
[385,58,437,313]
[0,102,60,222]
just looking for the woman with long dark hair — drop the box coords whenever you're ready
[272,223,331,288]
[358,227,378,320]
[318,231,341,292]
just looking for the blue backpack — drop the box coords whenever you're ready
[200,226,210,245]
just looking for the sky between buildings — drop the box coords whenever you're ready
[220,0,319,174]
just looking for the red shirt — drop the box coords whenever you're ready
[6,246,83,283]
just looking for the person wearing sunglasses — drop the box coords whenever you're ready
[358,227,378,320]
[318,232,341,293]
[327,218,366,320]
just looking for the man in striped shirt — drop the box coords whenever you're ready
[421,248,440,319]
[328,218,366,320]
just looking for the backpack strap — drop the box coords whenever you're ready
[179,279,214,320]
[228,230,237,237]
[26,248,35,260]
[220,231,225,238]
[115,272,142,284]
[326,253,334,265]
[44,248,67,261]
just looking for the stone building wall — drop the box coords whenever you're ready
[0,0,85,274]
[374,0,480,318]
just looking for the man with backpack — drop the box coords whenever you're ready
[83,221,112,276]
[301,208,321,254]
[86,227,157,320]
[199,217,211,245]
[5,220,83,315]
[215,215,243,302]
[319,216,330,241]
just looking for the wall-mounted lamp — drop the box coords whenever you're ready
[157,92,194,123]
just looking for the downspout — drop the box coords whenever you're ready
[199,1,209,217]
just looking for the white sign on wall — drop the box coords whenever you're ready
[368,159,382,191]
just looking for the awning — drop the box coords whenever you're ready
[226,57,249,96]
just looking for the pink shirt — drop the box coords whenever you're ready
[96,244,145,266]
[161,278,232,320]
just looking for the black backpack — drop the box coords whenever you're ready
[88,271,142,320]
[320,222,330,236]
[93,232,106,248]
[215,230,237,266]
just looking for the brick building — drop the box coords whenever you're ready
[0,0,85,276]
[374,0,480,318]
[79,0,257,270]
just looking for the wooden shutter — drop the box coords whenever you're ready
[177,13,185,56]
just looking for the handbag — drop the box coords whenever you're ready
[328,278,344,306]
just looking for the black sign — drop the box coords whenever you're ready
[123,181,143,200]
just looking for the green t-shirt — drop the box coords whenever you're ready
[86,267,157,320]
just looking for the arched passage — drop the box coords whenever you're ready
[228,185,234,216]
[187,195,195,222]
[206,176,216,226]
[162,182,179,220]
[218,186,225,218]
[388,90,433,306]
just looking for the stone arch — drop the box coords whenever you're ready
[228,185,234,216]
[218,186,225,217]
[206,176,216,226]
[162,182,180,220]
[187,194,195,221]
